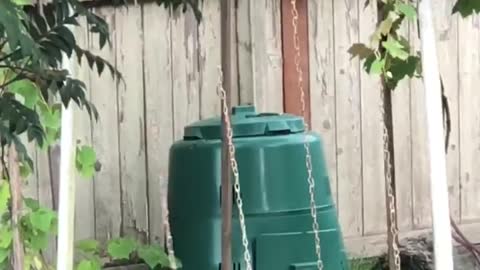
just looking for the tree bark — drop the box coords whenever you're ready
[8,145,24,270]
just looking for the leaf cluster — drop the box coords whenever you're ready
[75,238,182,270]
[453,0,480,17]
[349,0,421,90]
[0,0,122,168]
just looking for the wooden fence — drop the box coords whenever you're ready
[24,0,480,258]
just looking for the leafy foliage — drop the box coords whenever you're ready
[74,238,181,270]
[349,0,421,90]
[0,0,197,269]
[453,0,480,17]
[76,145,97,178]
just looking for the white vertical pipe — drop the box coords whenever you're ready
[56,4,76,270]
[418,0,454,269]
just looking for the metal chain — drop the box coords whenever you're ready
[217,67,253,270]
[379,88,401,270]
[290,1,323,269]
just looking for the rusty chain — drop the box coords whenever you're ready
[380,88,401,270]
[290,1,323,269]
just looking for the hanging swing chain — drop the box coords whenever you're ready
[379,87,401,270]
[290,1,323,270]
[217,67,254,270]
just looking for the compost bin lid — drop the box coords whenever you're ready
[183,105,305,140]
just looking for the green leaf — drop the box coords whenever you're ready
[29,207,57,232]
[29,232,49,250]
[0,248,9,264]
[382,35,409,60]
[137,245,169,269]
[107,238,137,260]
[76,259,101,270]
[20,161,32,178]
[347,43,374,60]
[452,0,480,17]
[395,3,417,20]
[76,145,97,178]
[0,181,11,215]
[24,197,40,211]
[76,239,100,254]
[369,58,385,75]
[0,226,12,249]
[378,16,394,35]
[12,0,33,5]
[76,146,96,166]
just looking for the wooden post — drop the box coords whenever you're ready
[281,0,311,125]
[418,0,453,268]
[56,5,76,270]
[220,1,237,269]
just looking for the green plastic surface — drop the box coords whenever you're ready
[168,105,349,270]
[183,105,305,140]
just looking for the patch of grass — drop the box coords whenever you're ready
[350,257,378,270]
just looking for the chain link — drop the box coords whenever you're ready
[290,1,323,269]
[217,67,253,270]
[380,88,401,270]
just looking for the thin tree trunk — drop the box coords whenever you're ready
[8,145,24,270]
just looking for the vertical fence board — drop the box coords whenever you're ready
[198,0,222,118]
[433,0,461,222]
[36,149,56,261]
[249,0,283,112]
[237,0,253,106]
[143,3,173,244]
[171,10,200,141]
[359,3,386,235]
[21,139,38,200]
[333,0,362,237]
[90,7,122,242]
[459,15,480,222]
[116,5,149,241]
[73,17,95,241]
[308,0,337,204]
[392,24,413,232]
[410,19,431,229]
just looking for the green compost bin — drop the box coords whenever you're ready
[168,105,349,270]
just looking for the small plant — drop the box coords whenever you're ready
[75,238,181,270]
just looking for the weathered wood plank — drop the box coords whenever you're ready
[359,2,386,235]
[20,138,38,200]
[333,0,362,237]
[308,0,337,205]
[198,0,222,118]
[392,24,413,232]
[115,5,149,241]
[143,3,173,244]
[409,19,431,229]
[282,0,310,123]
[433,0,460,222]
[237,0,253,106]
[90,6,122,242]
[248,0,283,112]
[171,9,200,140]
[73,17,95,241]
[36,148,56,262]
[458,15,480,222]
